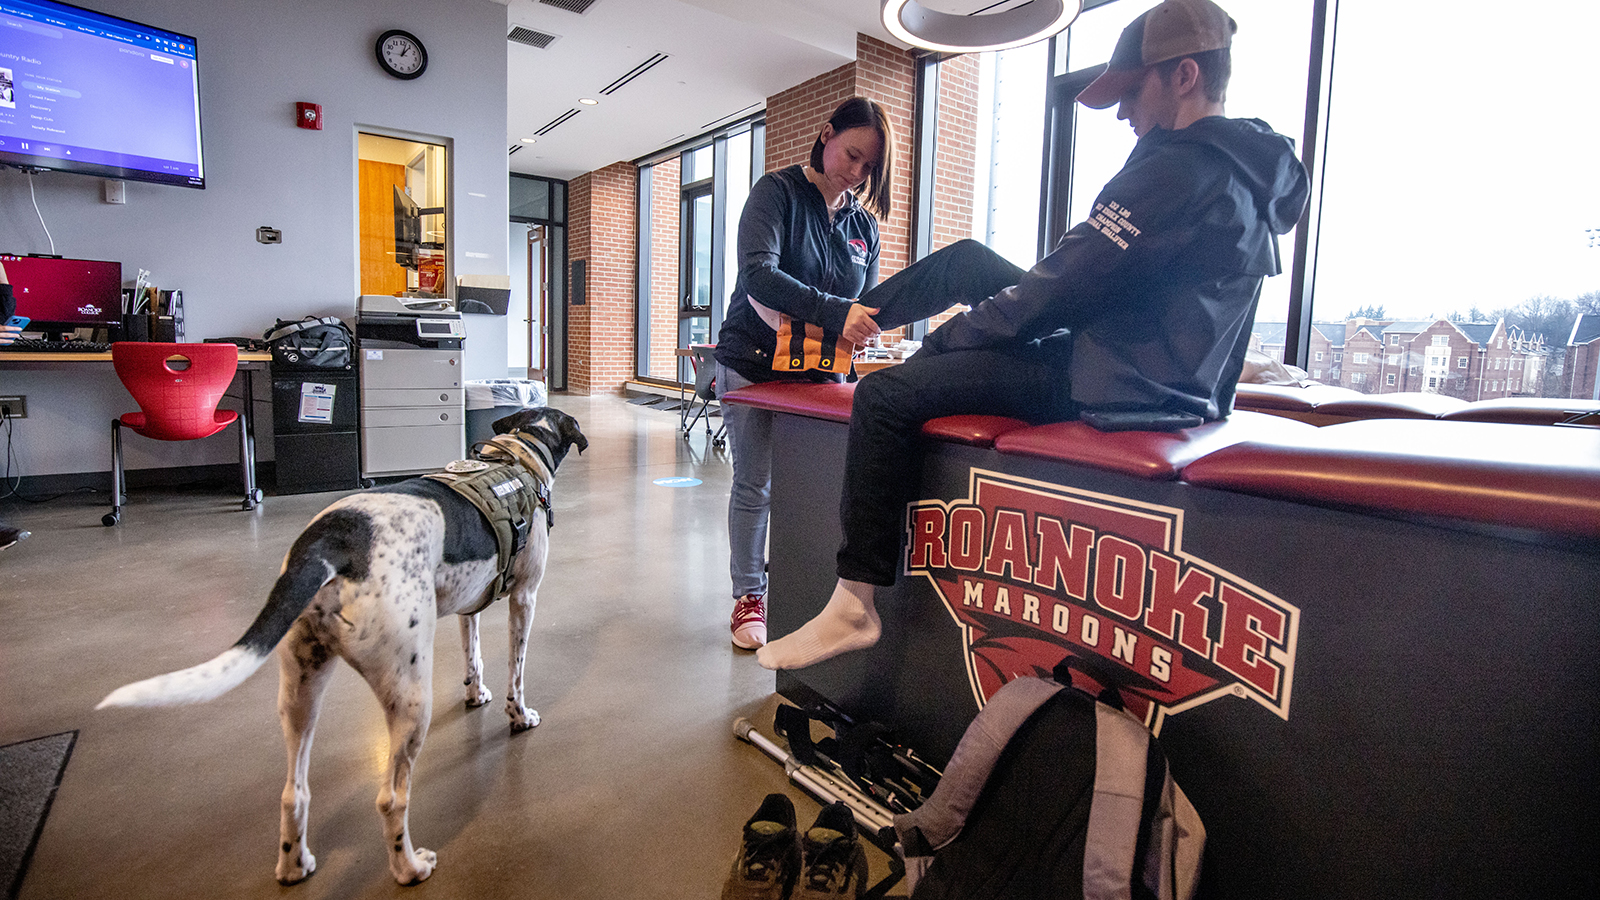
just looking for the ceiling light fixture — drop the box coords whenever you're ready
[881,0,1082,54]
[521,137,537,144]
[578,97,599,105]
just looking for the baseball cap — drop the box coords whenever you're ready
[1076,0,1237,110]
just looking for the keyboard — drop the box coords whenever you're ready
[1,338,114,353]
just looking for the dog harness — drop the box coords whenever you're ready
[423,457,550,611]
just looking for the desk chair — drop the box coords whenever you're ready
[681,344,726,448]
[104,342,262,526]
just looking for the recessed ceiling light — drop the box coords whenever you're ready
[578,97,599,105]
[521,137,537,144]
[881,0,1082,54]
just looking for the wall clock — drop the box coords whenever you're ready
[375,29,427,80]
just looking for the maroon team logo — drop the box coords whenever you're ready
[905,469,1299,734]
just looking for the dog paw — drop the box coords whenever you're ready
[507,702,540,732]
[393,848,437,885]
[275,850,316,885]
[464,684,492,708]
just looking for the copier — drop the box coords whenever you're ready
[356,294,467,477]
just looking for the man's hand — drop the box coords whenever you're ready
[843,303,881,348]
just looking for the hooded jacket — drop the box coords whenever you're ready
[920,116,1310,420]
[715,165,881,383]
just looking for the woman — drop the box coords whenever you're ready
[0,258,19,346]
[714,97,894,650]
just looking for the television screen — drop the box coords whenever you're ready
[0,0,204,188]
[2,254,123,333]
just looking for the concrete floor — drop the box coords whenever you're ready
[0,394,905,899]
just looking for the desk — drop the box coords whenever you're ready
[0,350,272,495]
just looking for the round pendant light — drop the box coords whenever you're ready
[881,0,1083,54]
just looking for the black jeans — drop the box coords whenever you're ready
[859,239,1025,331]
[836,241,1076,586]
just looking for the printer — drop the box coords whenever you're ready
[355,293,465,348]
[355,295,466,477]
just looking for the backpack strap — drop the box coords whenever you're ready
[892,677,1064,858]
[265,316,347,343]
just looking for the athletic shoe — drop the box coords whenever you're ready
[721,792,802,900]
[0,525,28,551]
[731,593,767,650]
[793,802,868,898]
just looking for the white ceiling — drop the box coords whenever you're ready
[495,0,919,180]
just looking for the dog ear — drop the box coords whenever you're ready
[558,411,589,455]
[492,408,540,435]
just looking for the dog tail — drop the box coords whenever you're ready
[97,510,370,709]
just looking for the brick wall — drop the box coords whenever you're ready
[564,35,985,393]
[648,157,681,381]
[566,162,637,395]
[566,172,591,390]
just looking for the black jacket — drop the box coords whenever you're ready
[715,165,880,383]
[921,116,1310,420]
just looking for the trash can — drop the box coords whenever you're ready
[465,379,548,447]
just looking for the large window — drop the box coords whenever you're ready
[1311,0,1600,398]
[968,41,1049,268]
[636,120,762,386]
[1003,0,1597,401]
[1055,0,1311,330]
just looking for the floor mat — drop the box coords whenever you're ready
[0,732,75,900]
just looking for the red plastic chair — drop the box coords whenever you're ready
[104,342,261,525]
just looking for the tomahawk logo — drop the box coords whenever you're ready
[905,469,1299,734]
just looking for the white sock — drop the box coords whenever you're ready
[756,579,880,671]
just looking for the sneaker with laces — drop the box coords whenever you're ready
[722,792,802,900]
[793,802,868,899]
[731,593,767,650]
[0,525,28,551]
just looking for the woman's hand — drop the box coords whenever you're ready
[842,303,881,348]
[0,325,21,346]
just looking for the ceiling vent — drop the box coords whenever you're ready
[508,26,559,49]
[507,144,523,156]
[534,108,581,136]
[539,0,598,13]
[600,52,669,96]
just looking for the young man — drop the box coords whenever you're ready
[758,0,1311,671]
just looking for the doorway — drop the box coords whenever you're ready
[509,174,568,390]
[358,132,448,297]
[509,223,549,380]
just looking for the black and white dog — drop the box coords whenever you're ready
[97,407,587,885]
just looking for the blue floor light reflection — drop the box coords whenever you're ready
[653,476,703,488]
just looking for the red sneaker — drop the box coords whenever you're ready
[731,594,767,650]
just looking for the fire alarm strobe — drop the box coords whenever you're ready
[296,102,322,130]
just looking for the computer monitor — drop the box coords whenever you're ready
[393,186,421,271]
[2,254,122,338]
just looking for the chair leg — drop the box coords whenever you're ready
[103,420,124,526]
[238,416,262,511]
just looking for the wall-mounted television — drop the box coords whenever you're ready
[0,0,205,188]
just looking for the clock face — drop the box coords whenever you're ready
[376,30,427,80]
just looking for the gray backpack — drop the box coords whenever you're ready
[894,669,1204,900]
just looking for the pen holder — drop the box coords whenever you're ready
[150,316,177,343]
[120,314,150,342]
